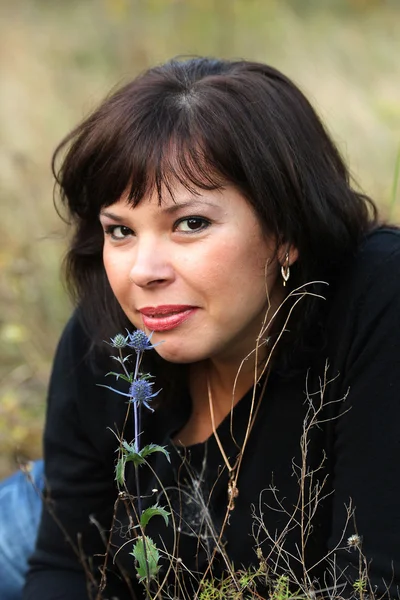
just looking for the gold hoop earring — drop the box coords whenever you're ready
[281,253,290,287]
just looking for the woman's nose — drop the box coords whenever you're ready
[128,238,174,288]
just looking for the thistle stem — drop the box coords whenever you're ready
[133,352,140,452]
[132,350,151,595]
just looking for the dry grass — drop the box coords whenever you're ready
[0,0,399,477]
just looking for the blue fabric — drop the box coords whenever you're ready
[0,461,44,600]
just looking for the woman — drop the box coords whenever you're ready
[19,57,400,599]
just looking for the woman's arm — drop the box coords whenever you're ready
[327,230,400,597]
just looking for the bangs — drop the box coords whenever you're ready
[125,133,228,208]
[55,89,237,221]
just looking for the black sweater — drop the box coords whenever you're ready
[24,228,400,599]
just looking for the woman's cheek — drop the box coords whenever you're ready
[103,251,128,296]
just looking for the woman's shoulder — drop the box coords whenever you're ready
[325,225,400,375]
[55,307,90,355]
[352,225,400,273]
[331,225,400,306]
[54,307,116,379]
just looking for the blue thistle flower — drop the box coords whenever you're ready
[99,376,160,412]
[129,378,160,411]
[109,333,128,348]
[126,329,159,352]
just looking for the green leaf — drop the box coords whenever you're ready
[105,370,133,383]
[110,354,134,365]
[130,536,160,582]
[139,372,155,381]
[122,443,145,467]
[140,443,171,463]
[122,440,135,453]
[126,453,146,467]
[140,504,170,528]
[115,456,126,486]
[117,442,170,473]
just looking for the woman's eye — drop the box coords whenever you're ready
[174,217,210,233]
[104,225,133,240]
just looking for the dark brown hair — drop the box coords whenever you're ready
[53,57,377,370]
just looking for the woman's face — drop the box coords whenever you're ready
[100,183,284,365]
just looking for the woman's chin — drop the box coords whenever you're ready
[154,344,203,365]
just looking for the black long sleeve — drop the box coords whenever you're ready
[325,230,400,596]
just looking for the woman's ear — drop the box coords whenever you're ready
[277,244,299,268]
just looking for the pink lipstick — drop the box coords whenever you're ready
[139,305,197,332]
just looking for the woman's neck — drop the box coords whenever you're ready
[172,353,265,447]
[196,356,259,405]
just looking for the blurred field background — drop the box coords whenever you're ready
[0,0,399,478]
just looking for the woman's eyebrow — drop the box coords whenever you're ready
[99,211,124,222]
[163,200,220,214]
[99,200,220,221]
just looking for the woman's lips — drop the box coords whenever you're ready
[139,306,197,332]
